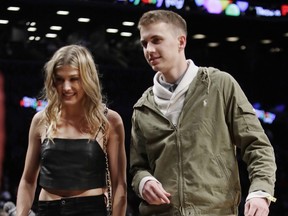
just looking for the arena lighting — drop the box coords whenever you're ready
[261,39,272,44]
[125,0,185,9]
[27,27,36,32]
[252,102,280,124]
[29,36,41,41]
[120,32,132,37]
[121,0,288,17]
[50,26,62,31]
[194,0,203,7]
[46,33,57,38]
[192,34,206,39]
[236,1,248,12]
[207,42,219,47]
[7,6,20,11]
[0,20,9,24]
[254,108,276,124]
[219,0,230,10]
[255,6,281,17]
[29,22,36,27]
[225,3,240,16]
[204,0,222,14]
[122,21,135,26]
[198,0,247,16]
[106,28,118,33]
[164,0,185,9]
[273,104,286,113]
[193,0,287,17]
[78,18,90,23]
[20,96,47,112]
[56,10,69,15]
[226,36,239,42]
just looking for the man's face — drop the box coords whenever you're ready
[139,22,181,73]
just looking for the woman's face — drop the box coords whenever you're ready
[54,65,85,107]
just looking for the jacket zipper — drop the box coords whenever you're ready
[175,124,185,214]
[145,105,186,213]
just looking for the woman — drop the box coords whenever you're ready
[16,44,127,216]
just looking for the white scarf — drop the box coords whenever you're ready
[152,59,198,125]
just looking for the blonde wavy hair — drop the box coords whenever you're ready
[41,44,109,139]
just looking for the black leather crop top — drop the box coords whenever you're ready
[39,138,107,190]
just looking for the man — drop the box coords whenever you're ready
[129,9,276,216]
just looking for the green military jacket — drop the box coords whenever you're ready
[130,66,276,216]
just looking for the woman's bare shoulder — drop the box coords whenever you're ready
[106,108,123,127]
[32,109,45,123]
[30,110,46,137]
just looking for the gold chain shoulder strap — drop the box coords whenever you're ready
[102,106,112,215]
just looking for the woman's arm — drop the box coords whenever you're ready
[16,111,43,216]
[107,109,127,216]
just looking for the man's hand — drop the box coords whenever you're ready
[142,180,171,205]
[244,197,269,216]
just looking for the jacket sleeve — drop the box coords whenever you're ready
[223,72,276,196]
[129,109,154,197]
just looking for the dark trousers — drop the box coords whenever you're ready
[37,194,107,216]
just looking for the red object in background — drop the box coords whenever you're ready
[0,72,5,189]
[281,4,288,16]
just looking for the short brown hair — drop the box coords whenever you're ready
[138,10,187,36]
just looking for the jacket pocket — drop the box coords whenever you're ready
[238,102,263,132]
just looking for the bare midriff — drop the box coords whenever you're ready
[39,187,105,200]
